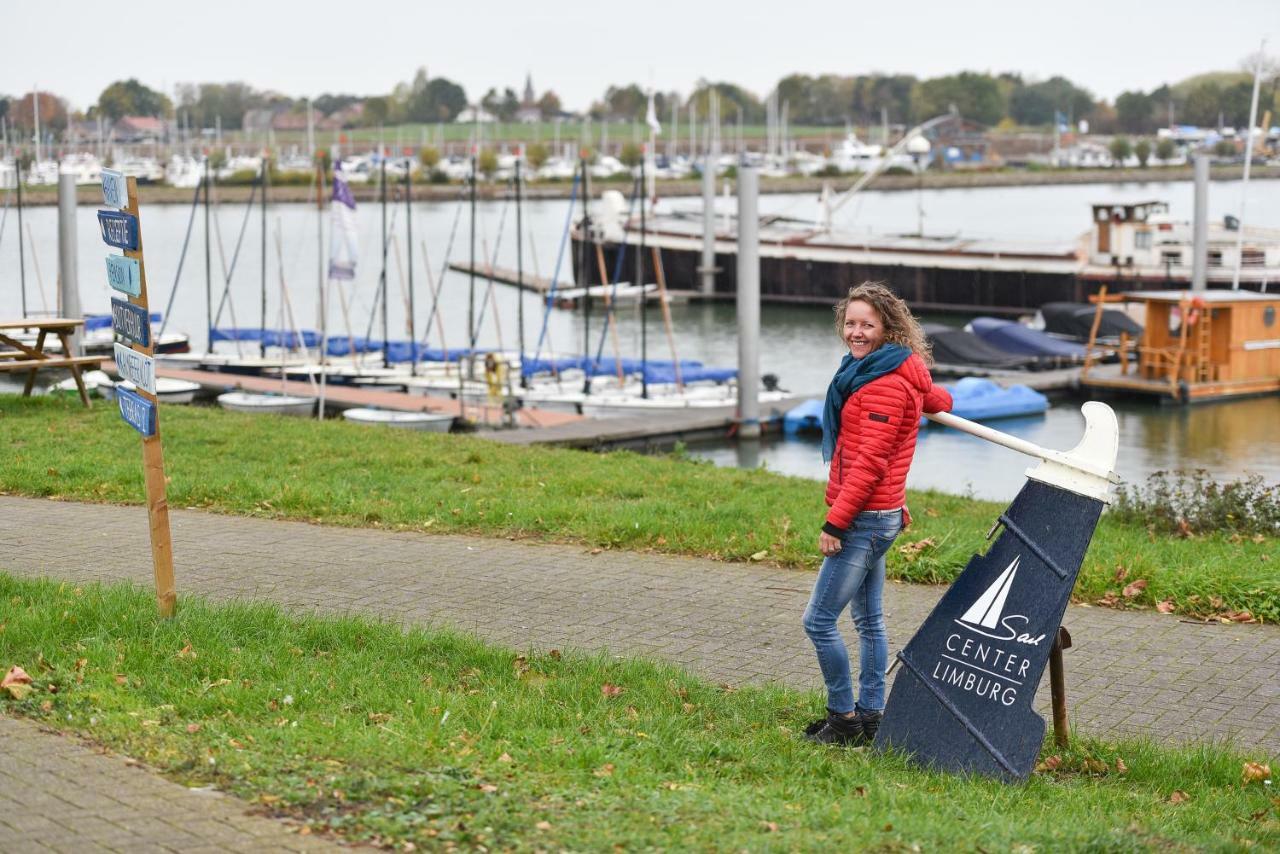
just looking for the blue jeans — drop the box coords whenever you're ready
[803,509,902,714]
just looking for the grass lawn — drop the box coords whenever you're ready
[1,575,1275,851]
[0,394,1276,622]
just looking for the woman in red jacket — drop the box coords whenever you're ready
[804,282,952,746]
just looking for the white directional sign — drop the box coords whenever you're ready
[113,343,156,395]
[101,169,129,209]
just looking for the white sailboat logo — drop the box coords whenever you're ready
[958,556,1020,631]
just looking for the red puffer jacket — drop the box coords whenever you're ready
[823,353,952,535]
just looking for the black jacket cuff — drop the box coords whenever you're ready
[822,521,846,538]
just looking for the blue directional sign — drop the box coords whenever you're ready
[875,480,1105,781]
[109,297,151,347]
[117,384,157,437]
[101,169,129,209]
[105,255,142,297]
[97,210,139,251]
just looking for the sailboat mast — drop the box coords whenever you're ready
[260,160,267,359]
[380,157,389,369]
[516,158,526,389]
[204,157,211,352]
[406,157,416,376]
[580,153,592,395]
[468,153,477,378]
[16,161,26,318]
[639,155,648,400]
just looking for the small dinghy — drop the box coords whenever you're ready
[216,391,316,417]
[341,408,454,432]
[95,376,203,404]
[783,398,824,436]
[939,377,1048,422]
[49,370,115,397]
[967,317,1087,363]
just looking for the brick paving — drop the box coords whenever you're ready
[1,494,1277,849]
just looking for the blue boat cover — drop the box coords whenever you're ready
[323,337,476,361]
[924,377,1047,424]
[968,318,1086,358]
[783,398,824,436]
[211,327,320,348]
[86,312,161,332]
[640,364,735,384]
[520,356,705,378]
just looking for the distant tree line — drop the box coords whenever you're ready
[2,55,1276,140]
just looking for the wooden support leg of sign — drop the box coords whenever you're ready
[124,177,177,617]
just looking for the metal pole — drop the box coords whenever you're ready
[639,155,648,399]
[260,161,267,358]
[468,155,476,379]
[406,161,415,376]
[581,155,592,395]
[1231,42,1266,292]
[1191,153,1209,293]
[736,165,761,439]
[204,158,211,352]
[516,159,526,388]
[700,159,716,295]
[56,169,80,352]
[1049,627,1072,747]
[16,161,25,318]
[380,158,389,369]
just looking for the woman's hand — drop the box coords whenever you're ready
[819,531,842,557]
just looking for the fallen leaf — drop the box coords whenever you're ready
[176,643,197,660]
[594,763,615,777]
[749,550,768,561]
[535,821,552,831]
[1169,790,1191,804]
[589,548,603,555]
[1115,757,1128,774]
[681,703,696,714]
[478,783,498,794]
[1242,762,1271,785]
[39,700,53,712]
[853,786,868,797]
[1176,518,1192,538]
[186,723,202,733]
[114,674,128,685]
[1227,610,1256,624]
[549,649,562,661]
[898,538,936,558]
[924,507,939,517]
[1113,564,1129,583]
[498,752,513,764]
[1,665,33,699]
[1122,579,1148,598]
[1095,592,1119,607]
[601,683,624,698]
[1085,758,1108,774]
[760,821,779,833]
[1156,600,1176,614]
[1044,755,1062,770]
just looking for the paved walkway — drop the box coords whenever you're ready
[2,495,1278,850]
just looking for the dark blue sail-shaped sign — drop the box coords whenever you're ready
[117,385,157,437]
[874,479,1104,781]
[97,210,139,251]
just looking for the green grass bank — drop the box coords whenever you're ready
[0,395,1275,621]
[1,576,1275,850]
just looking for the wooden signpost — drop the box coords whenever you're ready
[100,168,177,617]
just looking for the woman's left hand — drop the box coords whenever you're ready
[819,531,842,557]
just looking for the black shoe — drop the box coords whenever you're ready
[854,708,884,744]
[804,708,838,736]
[804,712,863,746]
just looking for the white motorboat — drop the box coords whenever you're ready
[579,387,791,419]
[97,376,203,404]
[165,155,203,188]
[341,408,454,432]
[48,369,114,396]
[117,157,165,183]
[216,391,315,417]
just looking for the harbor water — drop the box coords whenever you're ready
[5,178,1279,500]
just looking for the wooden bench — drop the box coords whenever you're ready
[0,318,95,407]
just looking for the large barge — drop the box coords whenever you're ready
[572,197,1280,315]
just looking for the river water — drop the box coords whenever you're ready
[6,177,1278,500]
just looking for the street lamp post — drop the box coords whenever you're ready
[907,134,931,237]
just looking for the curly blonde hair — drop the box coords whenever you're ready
[833,282,932,366]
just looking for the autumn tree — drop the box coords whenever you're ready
[96,79,172,120]
[9,91,68,132]
[1133,138,1152,167]
[1155,138,1176,162]
[1108,136,1132,165]
[525,142,549,170]
[913,72,1005,126]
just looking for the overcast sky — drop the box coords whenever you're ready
[5,0,1277,114]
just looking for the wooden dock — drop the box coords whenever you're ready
[931,363,1082,393]
[447,263,686,305]
[479,396,808,450]
[134,362,583,429]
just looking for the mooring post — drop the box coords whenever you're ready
[736,165,761,439]
[699,159,716,295]
[1049,626,1072,747]
[1191,153,1209,293]
[56,168,81,355]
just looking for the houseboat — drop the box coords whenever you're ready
[1080,287,1280,403]
[572,196,1280,315]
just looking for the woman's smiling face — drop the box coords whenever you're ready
[843,299,885,358]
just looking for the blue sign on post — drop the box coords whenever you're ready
[97,210,139,251]
[101,169,129,209]
[105,255,142,297]
[116,385,157,437]
[110,297,151,347]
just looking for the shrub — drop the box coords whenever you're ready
[1111,470,1280,537]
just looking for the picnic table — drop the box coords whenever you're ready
[0,318,101,407]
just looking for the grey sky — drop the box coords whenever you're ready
[5,0,1277,114]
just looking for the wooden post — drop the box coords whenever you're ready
[125,177,177,617]
[1049,626,1072,747]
